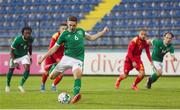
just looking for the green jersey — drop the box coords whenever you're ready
[151,39,174,62]
[56,28,85,61]
[11,35,34,58]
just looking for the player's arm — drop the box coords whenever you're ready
[38,33,65,64]
[10,48,15,60]
[145,44,153,64]
[49,37,56,48]
[147,39,152,46]
[85,27,109,41]
[29,44,32,56]
[29,44,33,63]
[10,37,18,60]
[10,38,20,69]
[49,37,61,62]
[170,46,177,61]
[29,37,34,63]
[127,41,136,62]
[38,44,59,64]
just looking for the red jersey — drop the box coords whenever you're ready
[48,32,64,60]
[126,36,152,62]
[44,32,64,71]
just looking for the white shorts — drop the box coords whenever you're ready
[153,61,163,70]
[54,55,83,74]
[10,55,31,68]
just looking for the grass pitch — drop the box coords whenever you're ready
[0,76,180,109]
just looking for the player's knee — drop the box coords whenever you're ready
[139,71,145,77]
[8,68,14,73]
[44,71,49,75]
[49,73,56,80]
[157,70,162,76]
[73,68,82,79]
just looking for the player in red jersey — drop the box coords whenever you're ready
[40,23,67,92]
[115,30,153,91]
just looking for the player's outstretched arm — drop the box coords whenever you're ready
[85,26,109,41]
[38,44,59,64]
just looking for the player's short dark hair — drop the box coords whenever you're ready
[163,32,174,38]
[60,22,67,26]
[67,16,77,23]
[22,26,32,34]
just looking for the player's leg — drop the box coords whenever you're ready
[18,55,31,92]
[41,63,53,91]
[146,61,162,89]
[49,57,67,80]
[132,61,145,91]
[40,71,48,92]
[70,61,83,104]
[115,59,132,89]
[18,64,30,93]
[6,68,14,92]
[5,58,16,92]
[41,57,55,91]
[49,63,63,91]
[51,74,63,91]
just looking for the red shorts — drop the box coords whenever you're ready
[124,57,144,75]
[44,56,56,71]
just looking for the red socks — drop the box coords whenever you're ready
[133,75,144,86]
[42,73,48,84]
[53,74,63,86]
[118,75,125,82]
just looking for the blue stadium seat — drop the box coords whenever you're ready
[0,0,180,47]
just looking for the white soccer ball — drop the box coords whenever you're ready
[57,92,71,104]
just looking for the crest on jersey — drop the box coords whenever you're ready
[77,30,83,35]
[67,35,71,37]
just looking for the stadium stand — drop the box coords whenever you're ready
[0,0,180,49]
[92,0,180,47]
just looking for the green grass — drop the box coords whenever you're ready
[0,76,180,109]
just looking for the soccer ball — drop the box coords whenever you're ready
[57,92,71,104]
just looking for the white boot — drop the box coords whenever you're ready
[5,86,10,92]
[18,86,25,93]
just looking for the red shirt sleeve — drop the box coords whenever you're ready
[145,43,152,62]
[127,41,136,62]
[49,38,56,48]
[49,32,60,61]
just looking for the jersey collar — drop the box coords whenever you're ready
[22,35,28,41]
[163,41,168,47]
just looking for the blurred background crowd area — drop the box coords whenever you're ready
[0,0,180,50]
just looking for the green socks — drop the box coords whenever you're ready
[20,70,29,86]
[151,72,159,83]
[73,79,81,96]
[6,69,14,86]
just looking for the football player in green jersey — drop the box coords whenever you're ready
[146,32,177,89]
[38,16,109,103]
[5,27,34,93]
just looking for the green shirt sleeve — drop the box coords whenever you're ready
[11,37,19,49]
[56,31,66,45]
[152,39,159,47]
